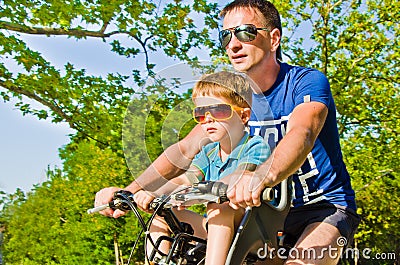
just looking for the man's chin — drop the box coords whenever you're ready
[231,63,249,73]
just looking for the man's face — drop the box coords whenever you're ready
[222,8,272,74]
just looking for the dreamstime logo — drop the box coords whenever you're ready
[336,236,347,247]
[257,237,398,261]
[256,243,344,260]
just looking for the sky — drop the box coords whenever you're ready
[0,100,72,193]
[0,34,154,194]
[0,29,211,194]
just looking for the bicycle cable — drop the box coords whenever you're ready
[119,186,189,265]
[143,186,192,264]
[116,192,151,265]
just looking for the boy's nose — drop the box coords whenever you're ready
[203,112,214,123]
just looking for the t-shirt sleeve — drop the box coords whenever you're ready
[292,68,331,108]
[237,136,271,168]
[190,145,212,180]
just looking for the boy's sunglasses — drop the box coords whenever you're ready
[193,103,243,124]
[219,24,269,48]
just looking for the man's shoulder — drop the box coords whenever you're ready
[282,62,326,78]
[280,63,329,92]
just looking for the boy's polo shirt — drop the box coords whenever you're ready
[192,132,270,181]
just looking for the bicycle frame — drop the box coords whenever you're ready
[148,205,207,264]
[146,178,292,265]
[88,178,292,265]
[226,178,292,264]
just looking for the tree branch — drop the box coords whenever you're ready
[0,21,126,38]
[1,20,156,81]
[355,170,394,193]
[0,80,72,125]
[0,80,109,147]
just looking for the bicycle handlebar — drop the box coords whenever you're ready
[87,180,291,265]
[195,181,275,203]
[87,190,135,214]
[87,181,276,214]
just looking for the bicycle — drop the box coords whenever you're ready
[88,178,292,265]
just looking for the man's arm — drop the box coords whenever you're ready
[95,124,210,216]
[227,101,328,208]
[125,124,209,193]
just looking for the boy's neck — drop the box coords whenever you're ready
[219,130,246,162]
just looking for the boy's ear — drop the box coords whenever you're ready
[241,108,251,124]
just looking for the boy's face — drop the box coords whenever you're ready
[193,96,250,144]
[222,7,272,74]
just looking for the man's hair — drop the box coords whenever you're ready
[192,71,253,108]
[220,0,282,60]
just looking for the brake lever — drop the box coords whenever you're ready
[193,181,228,202]
[87,190,135,214]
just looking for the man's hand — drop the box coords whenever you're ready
[133,190,156,212]
[226,169,267,209]
[94,187,127,218]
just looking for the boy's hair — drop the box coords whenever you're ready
[219,0,282,61]
[192,71,252,108]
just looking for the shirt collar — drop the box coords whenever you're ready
[208,132,250,163]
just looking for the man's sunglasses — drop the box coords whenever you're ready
[219,24,269,48]
[193,103,243,123]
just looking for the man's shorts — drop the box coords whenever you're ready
[282,203,361,248]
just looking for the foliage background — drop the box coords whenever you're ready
[0,0,398,264]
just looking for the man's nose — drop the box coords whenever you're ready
[227,33,242,51]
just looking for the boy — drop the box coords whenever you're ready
[134,71,271,265]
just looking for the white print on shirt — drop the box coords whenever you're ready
[295,152,324,203]
[248,115,290,145]
[249,117,325,205]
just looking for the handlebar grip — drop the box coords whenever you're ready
[261,187,274,202]
[194,181,275,203]
[87,190,135,214]
[219,186,274,203]
[87,204,109,214]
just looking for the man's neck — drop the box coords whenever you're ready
[248,60,281,93]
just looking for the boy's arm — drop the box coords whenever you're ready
[153,166,204,196]
[133,166,204,212]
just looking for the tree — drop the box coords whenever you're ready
[1,0,399,264]
[0,0,220,151]
[1,1,220,263]
[281,0,399,262]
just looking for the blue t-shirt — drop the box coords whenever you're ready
[248,62,356,210]
[192,132,271,181]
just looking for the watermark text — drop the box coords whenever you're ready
[257,237,398,261]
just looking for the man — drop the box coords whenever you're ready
[95,1,360,264]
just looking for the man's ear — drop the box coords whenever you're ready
[270,28,281,53]
[241,108,251,124]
